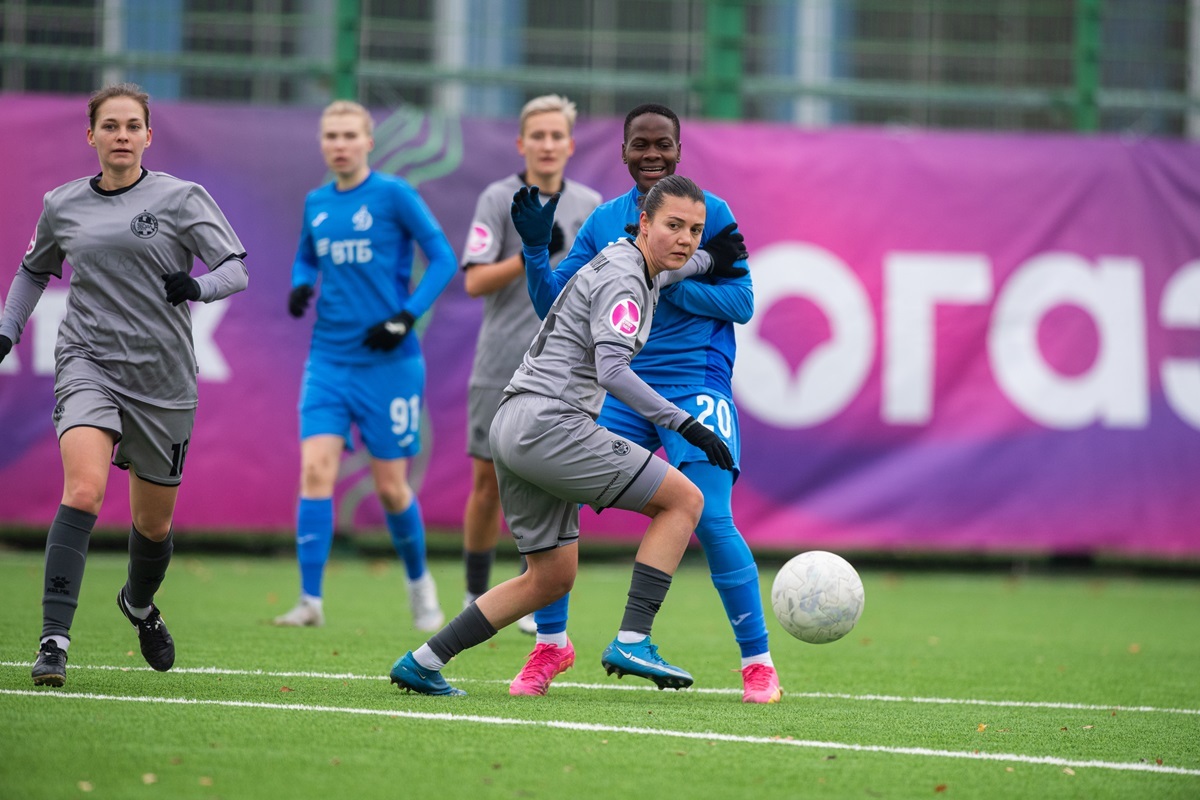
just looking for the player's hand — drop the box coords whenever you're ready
[0,335,11,364]
[162,272,201,306]
[701,223,749,279]
[288,285,314,318]
[677,416,734,471]
[510,186,560,249]
[548,222,566,257]
[364,310,417,351]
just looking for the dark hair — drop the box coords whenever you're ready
[88,83,151,129]
[623,103,680,143]
[642,174,704,219]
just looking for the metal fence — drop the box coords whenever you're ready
[2,0,1196,137]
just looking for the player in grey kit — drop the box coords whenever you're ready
[459,94,601,627]
[0,83,248,686]
[389,175,748,696]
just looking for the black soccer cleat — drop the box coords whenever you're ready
[117,587,175,671]
[31,640,68,687]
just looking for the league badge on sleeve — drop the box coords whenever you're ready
[608,298,641,337]
[466,222,494,258]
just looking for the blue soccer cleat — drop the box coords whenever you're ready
[389,651,466,696]
[600,637,693,690]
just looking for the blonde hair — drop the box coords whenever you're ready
[519,94,577,136]
[321,100,374,136]
[88,83,150,129]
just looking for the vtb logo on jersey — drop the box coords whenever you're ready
[352,205,373,232]
[130,210,159,239]
[608,298,641,337]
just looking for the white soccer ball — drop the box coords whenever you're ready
[771,551,865,644]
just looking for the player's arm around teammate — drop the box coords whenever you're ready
[0,83,248,687]
[389,176,744,697]
[457,96,600,624]
[275,101,457,632]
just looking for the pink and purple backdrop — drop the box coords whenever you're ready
[2,94,1199,557]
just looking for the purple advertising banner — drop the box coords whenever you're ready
[2,95,1199,557]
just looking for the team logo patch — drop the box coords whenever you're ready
[52,404,65,423]
[352,204,373,232]
[611,439,631,456]
[608,299,641,336]
[466,222,493,257]
[26,225,37,256]
[130,210,158,239]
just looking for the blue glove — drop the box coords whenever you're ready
[162,272,201,306]
[510,186,560,249]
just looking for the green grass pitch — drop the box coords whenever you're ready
[1,547,1198,799]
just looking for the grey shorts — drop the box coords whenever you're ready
[53,381,196,487]
[466,385,505,460]
[489,393,669,554]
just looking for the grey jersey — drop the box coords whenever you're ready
[462,174,601,389]
[503,238,703,426]
[21,170,247,408]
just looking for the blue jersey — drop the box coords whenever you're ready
[525,185,753,395]
[292,171,457,364]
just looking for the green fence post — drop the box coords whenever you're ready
[334,0,360,101]
[1073,0,1101,132]
[703,0,745,119]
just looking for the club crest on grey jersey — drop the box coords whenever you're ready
[130,210,159,238]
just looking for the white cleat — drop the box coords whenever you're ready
[273,597,325,627]
[408,573,445,632]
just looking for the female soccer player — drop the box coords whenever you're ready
[389,176,746,696]
[275,101,457,632]
[458,95,601,630]
[0,83,249,686]
[512,104,782,704]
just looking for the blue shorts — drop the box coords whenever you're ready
[597,384,742,477]
[299,354,425,460]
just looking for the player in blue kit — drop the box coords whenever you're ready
[511,104,782,703]
[275,100,457,631]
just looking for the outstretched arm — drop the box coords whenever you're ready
[512,186,595,318]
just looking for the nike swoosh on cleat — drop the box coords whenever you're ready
[615,648,689,677]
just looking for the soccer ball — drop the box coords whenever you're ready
[771,551,865,644]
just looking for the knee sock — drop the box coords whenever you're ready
[417,602,497,669]
[297,497,334,598]
[463,549,494,597]
[684,461,771,658]
[618,562,672,638]
[41,505,96,642]
[124,525,174,613]
[533,593,570,635]
[387,499,427,581]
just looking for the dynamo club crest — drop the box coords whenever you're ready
[130,210,159,238]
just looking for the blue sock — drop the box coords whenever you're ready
[533,593,569,634]
[683,461,770,658]
[297,497,334,598]
[387,500,427,581]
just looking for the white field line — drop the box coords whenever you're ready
[1,687,1197,778]
[2,660,1198,716]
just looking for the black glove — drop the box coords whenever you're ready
[0,335,11,364]
[549,222,565,257]
[510,185,560,249]
[288,285,314,318]
[364,310,417,352]
[677,416,734,471]
[162,272,201,306]
[701,222,749,279]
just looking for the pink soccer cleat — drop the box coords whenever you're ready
[741,663,783,704]
[509,638,576,696]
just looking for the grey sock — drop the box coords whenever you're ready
[41,505,97,640]
[427,602,498,663]
[124,525,173,609]
[619,561,673,637]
